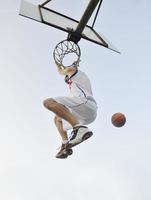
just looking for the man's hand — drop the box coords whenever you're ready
[55,63,65,74]
[55,63,63,69]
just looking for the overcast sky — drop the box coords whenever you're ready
[0,0,151,200]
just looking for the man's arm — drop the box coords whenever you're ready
[55,64,77,76]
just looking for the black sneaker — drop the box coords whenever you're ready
[56,144,73,159]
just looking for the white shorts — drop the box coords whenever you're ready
[54,96,97,131]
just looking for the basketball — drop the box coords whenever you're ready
[111,112,126,127]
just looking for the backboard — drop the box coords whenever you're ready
[19,0,120,53]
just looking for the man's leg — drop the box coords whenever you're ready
[43,98,93,151]
[53,111,93,150]
[54,115,68,143]
[43,98,80,127]
[54,115,72,158]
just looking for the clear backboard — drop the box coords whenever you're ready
[19,0,120,53]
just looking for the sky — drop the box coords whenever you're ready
[0,0,151,200]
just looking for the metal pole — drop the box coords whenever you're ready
[68,0,100,43]
[40,0,52,7]
[75,0,100,34]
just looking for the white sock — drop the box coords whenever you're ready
[62,140,68,144]
[73,124,81,129]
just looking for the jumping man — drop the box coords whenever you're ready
[43,62,97,159]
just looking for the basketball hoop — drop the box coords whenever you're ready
[53,40,81,68]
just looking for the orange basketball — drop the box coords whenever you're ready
[111,112,126,127]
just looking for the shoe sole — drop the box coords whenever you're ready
[67,131,93,149]
[56,153,68,159]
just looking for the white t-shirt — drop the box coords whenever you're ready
[68,70,95,100]
[54,69,97,130]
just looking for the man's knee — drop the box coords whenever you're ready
[43,98,56,109]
